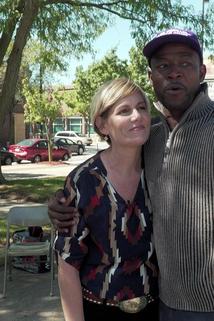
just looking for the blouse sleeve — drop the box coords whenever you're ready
[54,171,90,270]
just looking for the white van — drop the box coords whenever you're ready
[54,131,92,145]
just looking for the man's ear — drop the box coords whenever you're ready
[200,64,206,83]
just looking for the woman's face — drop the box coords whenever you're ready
[101,91,151,148]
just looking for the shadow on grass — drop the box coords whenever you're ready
[2,173,49,180]
[0,177,65,203]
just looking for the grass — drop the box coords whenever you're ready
[0,177,65,203]
[0,177,65,246]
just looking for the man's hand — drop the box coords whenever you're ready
[48,189,79,233]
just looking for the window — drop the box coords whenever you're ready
[53,118,65,133]
[56,132,69,137]
[67,117,82,133]
[38,141,48,149]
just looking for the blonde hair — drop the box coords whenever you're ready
[90,78,150,141]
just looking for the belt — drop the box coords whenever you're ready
[82,287,154,314]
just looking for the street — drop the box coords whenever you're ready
[1,142,108,181]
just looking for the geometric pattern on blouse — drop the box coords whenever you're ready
[55,152,158,301]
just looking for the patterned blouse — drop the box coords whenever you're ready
[55,152,158,301]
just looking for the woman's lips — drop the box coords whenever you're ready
[130,125,145,132]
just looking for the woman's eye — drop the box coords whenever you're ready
[138,105,147,111]
[118,108,130,115]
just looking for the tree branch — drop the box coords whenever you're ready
[0,16,18,66]
[44,0,146,23]
[0,0,39,124]
[0,0,25,66]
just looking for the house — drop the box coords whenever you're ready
[1,102,26,147]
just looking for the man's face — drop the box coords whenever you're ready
[149,43,206,120]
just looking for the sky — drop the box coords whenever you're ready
[52,0,211,86]
[52,17,135,85]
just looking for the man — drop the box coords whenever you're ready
[49,28,214,320]
[143,28,214,320]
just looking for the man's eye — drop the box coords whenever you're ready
[158,64,168,70]
[180,62,190,67]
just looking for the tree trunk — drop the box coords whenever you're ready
[0,17,18,67]
[0,0,39,144]
[46,119,53,162]
[0,156,7,184]
[0,0,39,184]
[0,0,25,66]
[0,166,7,184]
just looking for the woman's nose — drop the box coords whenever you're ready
[131,108,141,120]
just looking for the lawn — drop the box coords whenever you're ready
[0,177,65,203]
[0,177,65,246]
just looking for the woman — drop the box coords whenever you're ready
[54,78,159,321]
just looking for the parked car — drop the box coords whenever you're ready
[54,137,85,155]
[0,147,16,165]
[9,138,70,163]
[54,131,92,146]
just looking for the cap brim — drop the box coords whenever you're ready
[143,34,202,61]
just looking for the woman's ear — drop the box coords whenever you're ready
[95,116,108,136]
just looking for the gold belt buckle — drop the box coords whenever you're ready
[118,296,148,314]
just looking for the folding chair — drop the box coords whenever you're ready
[2,204,55,298]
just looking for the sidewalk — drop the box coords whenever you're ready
[0,265,64,321]
[0,200,64,321]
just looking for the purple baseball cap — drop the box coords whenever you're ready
[143,28,203,64]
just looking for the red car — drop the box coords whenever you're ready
[9,138,70,163]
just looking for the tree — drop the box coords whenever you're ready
[55,49,128,135]
[73,49,128,122]
[67,46,159,124]
[55,87,78,116]
[22,79,61,161]
[127,45,159,117]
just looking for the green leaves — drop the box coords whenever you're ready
[71,49,128,117]
[68,45,158,118]
[22,78,61,124]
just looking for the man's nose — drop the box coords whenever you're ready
[168,64,182,79]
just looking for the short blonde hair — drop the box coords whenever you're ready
[90,78,150,141]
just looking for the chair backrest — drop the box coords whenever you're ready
[7,205,50,227]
